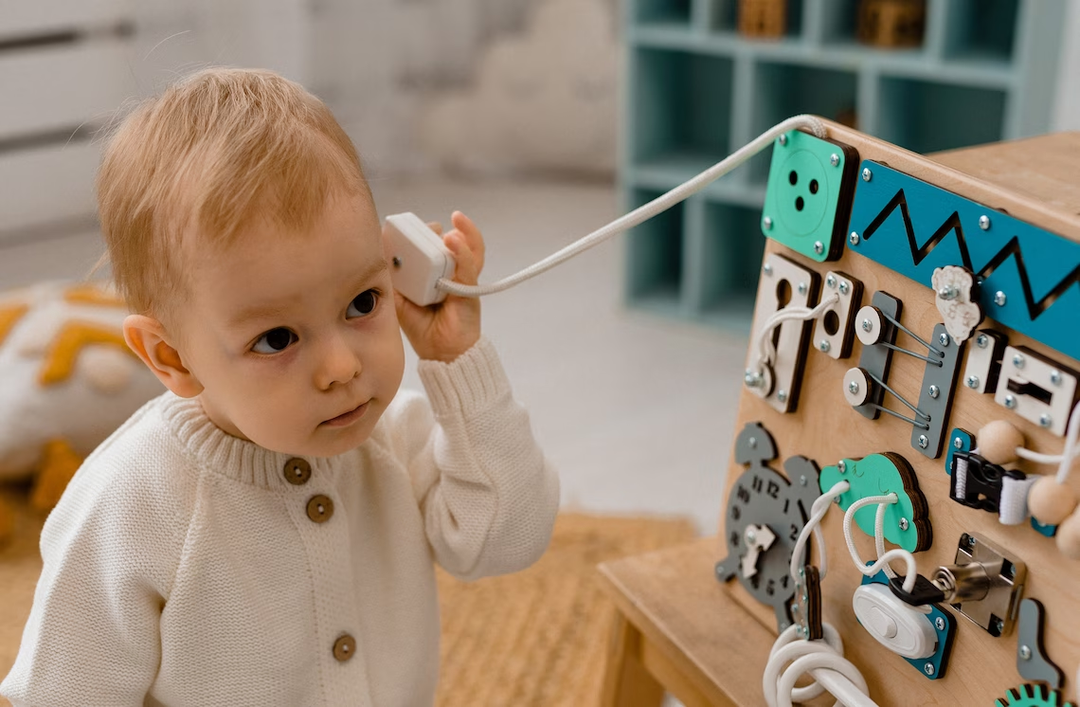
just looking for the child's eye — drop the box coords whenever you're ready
[347,290,379,318]
[252,327,297,354]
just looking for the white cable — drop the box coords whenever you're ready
[753,292,841,377]
[842,494,918,594]
[789,480,850,583]
[1012,400,1080,481]
[435,115,828,298]
[763,624,877,707]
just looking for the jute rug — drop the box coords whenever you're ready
[0,484,696,706]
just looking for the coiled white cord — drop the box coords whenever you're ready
[752,292,841,382]
[842,494,918,594]
[765,480,878,707]
[434,114,828,298]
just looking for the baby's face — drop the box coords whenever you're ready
[175,192,405,457]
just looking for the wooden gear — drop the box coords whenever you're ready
[720,123,1080,705]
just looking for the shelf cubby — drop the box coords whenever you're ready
[624,187,686,312]
[876,76,1006,155]
[629,47,735,178]
[621,0,1067,330]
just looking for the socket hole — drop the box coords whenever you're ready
[809,179,819,194]
[776,279,792,309]
[789,170,798,185]
[823,310,840,336]
[795,196,805,211]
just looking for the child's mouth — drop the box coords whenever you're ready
[323,401,369,427]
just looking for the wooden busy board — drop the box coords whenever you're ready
[719,121,1080,706]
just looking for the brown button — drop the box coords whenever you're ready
[332,634,356,662]
[306,494,334,523]
[284,458,311,485]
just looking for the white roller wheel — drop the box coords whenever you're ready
[843,368,872,407]
[855,306,885,346]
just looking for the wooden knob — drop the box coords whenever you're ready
[1056,506,1080,560]
[977,420,1024,465]
[1029,476,1079,526]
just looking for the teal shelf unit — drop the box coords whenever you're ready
[620,0,1068,330]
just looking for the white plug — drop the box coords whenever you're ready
[383,212,456,307]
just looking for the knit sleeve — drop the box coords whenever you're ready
[385,337,559,581]
[0,441,186,706]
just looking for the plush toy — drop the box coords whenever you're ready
[0,281,163,541]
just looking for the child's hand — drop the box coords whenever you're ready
[387,211,484,362]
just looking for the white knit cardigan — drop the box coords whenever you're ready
[1,338,560,706]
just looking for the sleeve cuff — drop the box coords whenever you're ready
[416,337,512,417]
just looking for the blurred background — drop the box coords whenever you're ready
[0,0,1079,535]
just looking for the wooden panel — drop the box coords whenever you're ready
[0,40,135,140]
[0,142,100,236]
[719,122,1080,704]
[0,0,134,40]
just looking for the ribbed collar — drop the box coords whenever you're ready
[158,393,339,489]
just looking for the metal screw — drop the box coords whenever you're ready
[839,281,850,295]
[849,232,860,246]
[392,256,402,268]
[763,263,773,276]
[899,517,909,531]
[747,530,757,544]
[862,167,872,182]
[838,460,847,474]
[763,216,774,230]
[918,435,929,449]
[953,437,963,450]
[1051,370,1063,386]
[779,134,788,146]
[938,285,959,301]
[935,617,946,631]
[830,153,840,167]
[1040,414,1053,428]
[716,565,725,577]
[994,291,1007,306]
[848,380,860,395]
[798,282,808,295]
[966,535,977,548]
[995,619,1005,635]
[1005,395,1017,409]
[938,333,950,347]
[977,334,989,348]
[1013,353,1025,369]
[1019,645,1033,661]
[820,340,832,353]
[748,436,758,449]
[979,215,991,230]
[777,390,788,403]
[826,274,837,289]
[924,663,935,676]
[814,241,824,255]
[744,370,763,388]
[800,475,808,486]
[861,318,873,333]
[966,375,980,389]
[929,385,940,399]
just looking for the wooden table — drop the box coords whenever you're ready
[598,537,831,707]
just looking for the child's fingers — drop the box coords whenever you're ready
[450,211,485,272]
[444,231,479,286]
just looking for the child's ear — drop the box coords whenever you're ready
[123,314,203,398]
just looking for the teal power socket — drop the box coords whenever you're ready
[761,130,858,262]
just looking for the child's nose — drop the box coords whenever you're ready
[316,335,361,389]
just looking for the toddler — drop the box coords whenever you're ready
[1,68,560,706]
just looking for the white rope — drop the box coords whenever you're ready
[1012,400,1080,483]
[435,115,828,297]
[789,480,849,583]
[842,494,918,594]
[752,292,841,378]
[763,624,877,707]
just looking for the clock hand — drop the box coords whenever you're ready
[740,523,777,578]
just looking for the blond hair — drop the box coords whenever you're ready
[96,67,367,320]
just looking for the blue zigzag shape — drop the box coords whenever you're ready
[861,189,1080,322]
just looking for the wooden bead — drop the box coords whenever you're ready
[977,420,1024,465]
[1056,507,1080,560]
[1029,476,1079,526]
